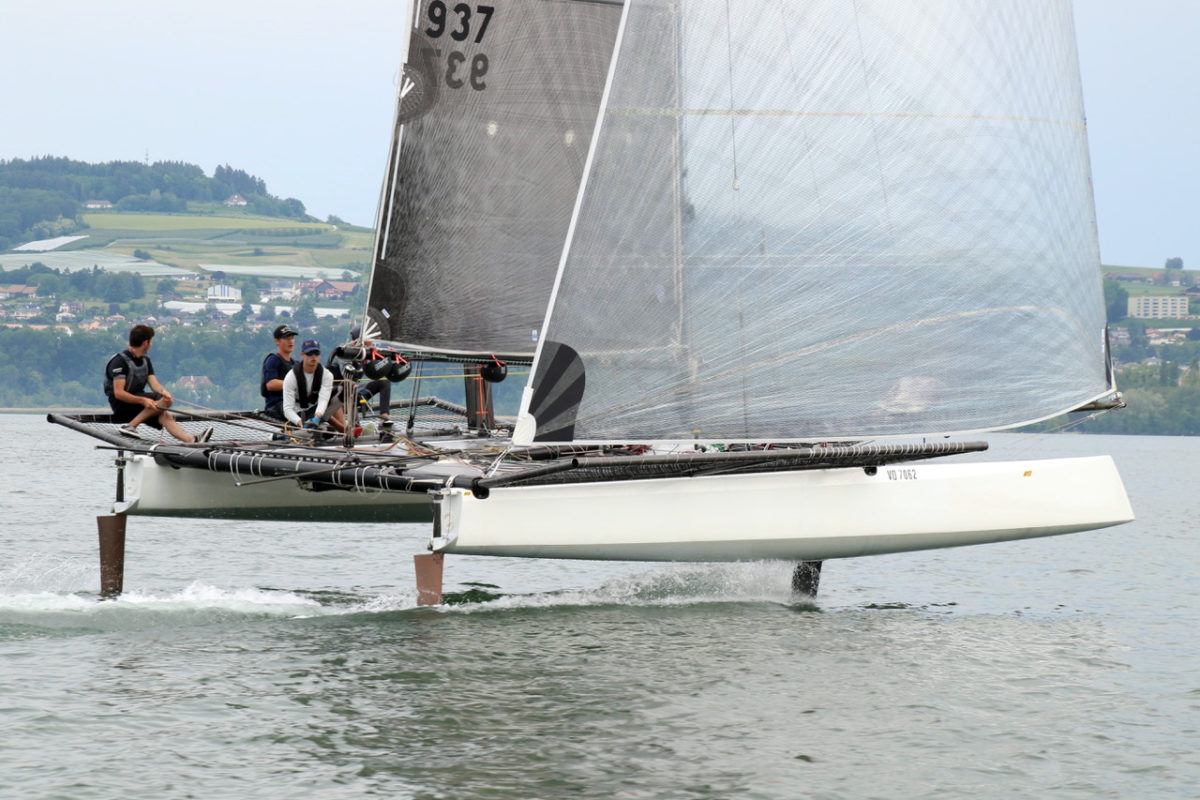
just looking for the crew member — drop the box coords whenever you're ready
[282,339,347,433]
[104,323,212,443]
[261,324,297,421]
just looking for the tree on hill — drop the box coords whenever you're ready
[213,164,266,198]
[1103,278,1128,322]
[0,186,80,250]
[96,272,145,303]
[116,191,187,213]
[291,297,318,328]
[0,156,315,249]
[28,272,67,297]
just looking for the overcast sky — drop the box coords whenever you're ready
[1,0,1194,269]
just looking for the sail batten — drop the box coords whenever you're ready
[608,108,1088,128]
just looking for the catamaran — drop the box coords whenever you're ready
[52,0,1133,601]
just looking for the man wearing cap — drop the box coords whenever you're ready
[261,324,297,421]
[282,339,347,433]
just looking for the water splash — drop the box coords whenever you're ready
[415,562,811,613]
[0,562,820,629]
[0,580,340,639]
[0,555,94,595]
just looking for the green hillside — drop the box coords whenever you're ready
[61,211,374,276]
[0,156,329,251]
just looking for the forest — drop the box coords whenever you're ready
[0,157,311,250]
[1058,361,1200,436]
[0,324,524,416]
[0,323,1187,435]
[1,261,147,304]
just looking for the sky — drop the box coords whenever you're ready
[1,0,1195,269]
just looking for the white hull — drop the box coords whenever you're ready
[117,453,434,522]
[435,456,1133,561]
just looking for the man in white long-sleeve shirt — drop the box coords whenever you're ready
[282,339,347,432]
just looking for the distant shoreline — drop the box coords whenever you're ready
[2,408,106,414]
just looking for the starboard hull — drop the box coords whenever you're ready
[434,456,1133,561]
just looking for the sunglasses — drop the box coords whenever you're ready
[304,351,321,356]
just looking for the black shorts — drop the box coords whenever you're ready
[108,393,165,428]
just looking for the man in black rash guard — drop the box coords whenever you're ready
[104,323,211,443]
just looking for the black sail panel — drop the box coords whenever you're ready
[366,0,623,360]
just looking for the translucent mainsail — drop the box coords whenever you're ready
[365,0,622,360]
[518,0,1112,444]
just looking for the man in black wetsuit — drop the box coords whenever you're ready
[104,323,211,443]
[261,324,297,421]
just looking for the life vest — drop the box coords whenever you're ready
[290,362,325,416]
[104,351,150,398]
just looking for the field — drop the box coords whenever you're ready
[53,211,376,277]
[81,212,332,232]
[1122,282,1185,298]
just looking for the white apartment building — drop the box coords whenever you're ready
[1128,295,1189,319]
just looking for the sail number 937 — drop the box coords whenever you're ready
[424,1,494,90]
[425,1,494,42]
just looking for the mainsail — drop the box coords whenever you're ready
[366,0,623,360]
[518,0,1113,443]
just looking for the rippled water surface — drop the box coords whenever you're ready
[2,415,1198,798]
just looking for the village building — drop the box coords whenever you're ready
[1128,295,1189,319]
[311,280,360,301]
[207,284,243,302]
[1106,272,1154,284]
[1145,328,1189,345]
[55,301,85,322]
[0,285,37,300]
[262,280,299,301]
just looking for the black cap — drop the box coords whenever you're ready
[273,324,298,339]
[350,325,362,340]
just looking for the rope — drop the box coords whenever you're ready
[406,362,423,434]
[169,397,288,432]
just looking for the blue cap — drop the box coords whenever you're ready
[300,339,320,354]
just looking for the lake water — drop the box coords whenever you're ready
[2,414,1198,799]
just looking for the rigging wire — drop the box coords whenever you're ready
[406,361,424,434]
[169,398,288,431]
